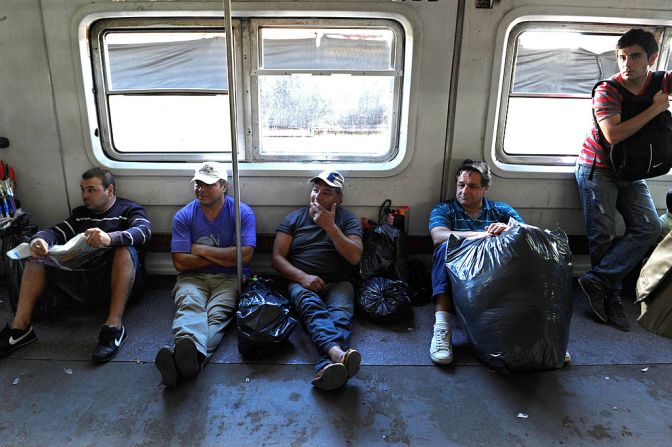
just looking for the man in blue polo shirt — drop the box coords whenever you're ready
[428,159,524,365]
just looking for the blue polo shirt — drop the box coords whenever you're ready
[428,198,524,232]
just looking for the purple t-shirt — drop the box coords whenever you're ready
[171,195,256,274]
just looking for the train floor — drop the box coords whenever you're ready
[0,276,670,447]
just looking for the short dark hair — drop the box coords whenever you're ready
[617,29,659,58]
[82,167,115,191]
[666,188,672,212]
[456,159,491,188]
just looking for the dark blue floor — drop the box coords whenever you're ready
[0,278,671,446]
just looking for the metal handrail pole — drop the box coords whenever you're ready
[222,0,243,288]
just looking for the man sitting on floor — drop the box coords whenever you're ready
[428,159,524,365]
[272,169,363,390]
[155,162,256,388]
[0,167,152,362]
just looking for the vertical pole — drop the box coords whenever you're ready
[222,0,244,289]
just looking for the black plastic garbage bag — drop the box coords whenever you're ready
[445,221,572,373]
[237,277,297,359]
[358,276,411,322]
[360,223,408,282]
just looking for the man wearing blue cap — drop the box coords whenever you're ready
[272,169,363,390]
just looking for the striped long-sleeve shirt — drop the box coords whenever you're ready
[579,71,672,169]
[33,197,152,248]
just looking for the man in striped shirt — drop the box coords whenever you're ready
[428,159,524,365]
[576,29,669,331]
[0,167,151,362]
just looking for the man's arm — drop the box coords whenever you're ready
[599,89,669,145]
[172,252,213,272]
[271,231,326,292]
[107,202,153,247]
[312,203,363,265]
[191,244,254,267]
[430,226,489,246]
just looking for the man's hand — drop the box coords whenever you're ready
[29,238,49,258]
[311,202,337,230]
[652,90,670,115]
[84,228,112,248]
[300,274,326,293]
[484,222,510,235]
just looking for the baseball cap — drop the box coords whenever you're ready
[191,162,228,184]
[309,170,345,189]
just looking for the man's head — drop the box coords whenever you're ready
[454,159,490,211]
[81,167,116,212]
[309,169,344,210]
[191,162,228,208]
[616,29,659,83]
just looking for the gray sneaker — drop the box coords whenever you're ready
[430,324,453,365]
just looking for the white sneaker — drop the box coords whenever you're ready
[564,351,572,363]
[430,324,453,365]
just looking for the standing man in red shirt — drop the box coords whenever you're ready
[576,29,670,331]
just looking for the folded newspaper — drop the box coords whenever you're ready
[6,233,107,271]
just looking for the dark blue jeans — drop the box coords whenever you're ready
[575,164,660,291]
[288,281,354,372]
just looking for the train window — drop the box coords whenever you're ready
[249,20,404,162]
[87,17,407,165]
[497,22,662,166]
[89,19,242,162]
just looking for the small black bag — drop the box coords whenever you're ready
[359,223,408,282]
[591,71,672,181]
[236,277,297,359]
[358,276,411,322]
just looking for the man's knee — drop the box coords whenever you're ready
[112,247,136,272]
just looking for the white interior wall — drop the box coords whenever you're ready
[3,0,671,239]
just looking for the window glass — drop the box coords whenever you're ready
[259,28,395,70]
[501,27,622,159]
[254,24,402,161]
[258,75,394,156]
[105,33,228,91]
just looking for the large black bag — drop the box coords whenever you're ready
[592,71,672,180]
[360,223,408,282]
[445,222,572,373]
[236,277,297,359]
[358,276,411,322]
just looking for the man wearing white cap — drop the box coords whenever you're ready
[272,169,363,390]
[155,162,256,388]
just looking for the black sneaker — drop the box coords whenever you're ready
[92,325,127,363]
[174,336,202,379]
[605,290,630,331]
[578,276,607,322]
[0,324,37,357]
[155,346,179,389]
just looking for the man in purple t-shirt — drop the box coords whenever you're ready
[155,162,256,388]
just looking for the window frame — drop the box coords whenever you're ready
[88,17,245,163]
[495,20,667,167]
[86,15,408,165]
[246,18,405,163]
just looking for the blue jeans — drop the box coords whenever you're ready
[288,281,355,372]
[575,164,660,290]
[431,242,451,299]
